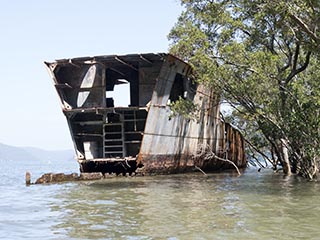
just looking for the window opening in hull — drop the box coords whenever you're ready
[106,79,130,107]
[77,65,97,107]
[169,73,186,103]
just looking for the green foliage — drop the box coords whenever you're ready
[169,96,200,121]
[169,0,320,179]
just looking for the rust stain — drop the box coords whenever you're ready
[45,53,246,175]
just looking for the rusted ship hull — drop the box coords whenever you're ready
[45,53,246,175]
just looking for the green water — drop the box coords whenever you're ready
[1,159,320,239]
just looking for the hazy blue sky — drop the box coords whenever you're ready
[0,0,182,150]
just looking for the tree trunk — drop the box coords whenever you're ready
[301,156,319,180]
[280,138,291,176]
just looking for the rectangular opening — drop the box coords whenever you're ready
[169,73,185,103]
[106,79,131,107]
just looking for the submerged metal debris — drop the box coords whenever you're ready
[31,172,106,184]
[45,53,246,175]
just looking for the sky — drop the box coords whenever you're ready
[0,0,183,150]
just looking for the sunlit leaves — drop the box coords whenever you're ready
[169,0,320,178]
[169,96,200,121]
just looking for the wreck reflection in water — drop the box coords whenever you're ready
[50,169,320,239]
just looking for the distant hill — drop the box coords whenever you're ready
[0,143,74,162]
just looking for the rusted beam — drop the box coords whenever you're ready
[55,83,72,88]
[139,55,153,65]
[114,56,138,71]
[109,67,126,77]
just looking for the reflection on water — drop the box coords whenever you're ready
[2,158,320,240]
[49,170,320,240]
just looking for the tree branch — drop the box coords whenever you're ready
[244,137,273,166]
[289,14,320,43]
[285,51,311,83]
[292,42,300,71]
[194,143,241,176]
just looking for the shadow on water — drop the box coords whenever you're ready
[48,168,320,240]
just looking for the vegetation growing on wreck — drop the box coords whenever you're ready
[169,0,320,179]
[169,96,199,121]
[46,53,246,175]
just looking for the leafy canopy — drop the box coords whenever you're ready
[169,0,320,179]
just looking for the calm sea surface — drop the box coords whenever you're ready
[1,158,320,239]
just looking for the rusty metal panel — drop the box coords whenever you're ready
[139,57,231,172]
[46,52,246,175]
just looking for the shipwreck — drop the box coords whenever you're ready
[45,53,246,175]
